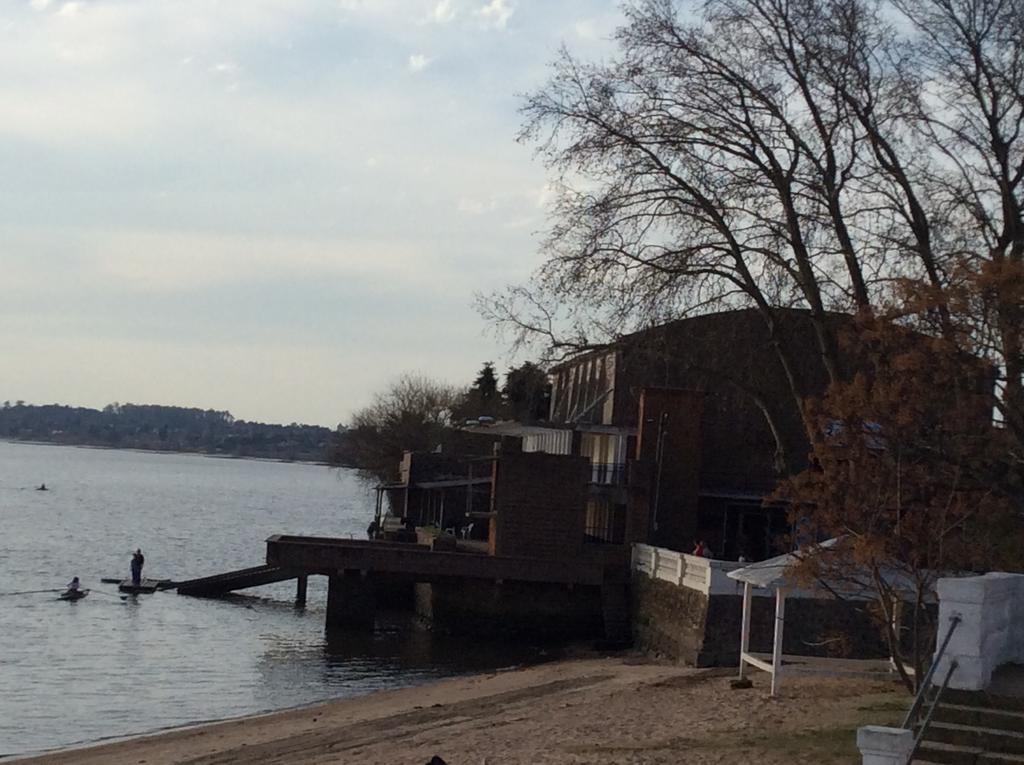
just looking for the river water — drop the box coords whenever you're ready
[0,441,545,758]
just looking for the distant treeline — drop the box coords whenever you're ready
[0,401,340,463]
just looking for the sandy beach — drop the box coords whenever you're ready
[14,654,906,765]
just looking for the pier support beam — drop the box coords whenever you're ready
[326,570,376,631]
[600,582,631,644]
[295,575,308,606]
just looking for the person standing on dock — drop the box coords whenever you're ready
[130,549,145,585]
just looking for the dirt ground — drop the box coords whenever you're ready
[13,655,907,765]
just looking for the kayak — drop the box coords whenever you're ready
[59,589,89,601]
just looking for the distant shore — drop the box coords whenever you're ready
[0,438,340,468]
[9,654,903,765]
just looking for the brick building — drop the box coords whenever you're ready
[518,308,852,560]
[383,309,850,563]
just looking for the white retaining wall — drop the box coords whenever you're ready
[632,543,758,596]
[935,571,1024,691]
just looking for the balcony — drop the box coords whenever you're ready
[589,461,627,485]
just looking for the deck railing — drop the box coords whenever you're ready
[632,543,749,596]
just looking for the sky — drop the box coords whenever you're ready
[0,0,623,427]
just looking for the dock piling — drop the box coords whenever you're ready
[295,574,308,606]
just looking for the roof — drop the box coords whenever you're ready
[727,538,841,589]
[375,477,492,490]
[727,538,928,598]
[548,307,835,373]
[414,477,492,489]
[460,421,572,437]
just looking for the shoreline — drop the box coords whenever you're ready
[8,654,903,765]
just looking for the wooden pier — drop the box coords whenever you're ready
[173,534,628,640]
[263,535,607,585]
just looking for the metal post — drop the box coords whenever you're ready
[650,411,668,536]
[295,575,307,606]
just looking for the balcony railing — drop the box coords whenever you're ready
[589,461,626,485]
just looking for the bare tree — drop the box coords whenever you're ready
[341,374,464,482]
[484,0,1024,463]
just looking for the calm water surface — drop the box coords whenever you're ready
[0,441,544,758]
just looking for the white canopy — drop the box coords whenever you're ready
[727,538,841,590]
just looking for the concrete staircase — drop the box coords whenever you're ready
[914,688,1024,764]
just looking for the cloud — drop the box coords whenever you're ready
[57,1,82,18]
[430,0,456,23]
[574,19,600,40]
[0,0,619,425]
[457,196,497,215]
[80,229,436,292]
[407,53,433,72]
[476,0,513,29]
[571,12,621,44]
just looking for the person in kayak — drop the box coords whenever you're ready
[130,549,145,585]
[66,576,80,592]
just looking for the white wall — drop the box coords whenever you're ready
[857,726,914,765]
[935,572,1024,691]
[632,543,755,596]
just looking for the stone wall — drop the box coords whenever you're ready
[631,571,895,666]
[415,580,604,640]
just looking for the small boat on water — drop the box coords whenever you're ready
[59,589,89,601]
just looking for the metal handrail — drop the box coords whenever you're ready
[901,614,961,729]
[910,659,958,761]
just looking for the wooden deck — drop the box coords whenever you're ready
[264,534,609,586]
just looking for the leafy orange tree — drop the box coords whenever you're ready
[778,315,1022,690]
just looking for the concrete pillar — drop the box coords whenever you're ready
[295,575,308,606]
[935,572,1024,690]
[856,726,914,765]
[326,570,375,631]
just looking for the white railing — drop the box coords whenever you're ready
[632,543,755,596]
